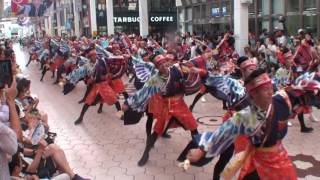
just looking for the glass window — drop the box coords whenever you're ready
[261,0,270,15]
[287,15,300,35]
[201,5,206,18]
[186,7,192,21]
[193,6,201,19]
[178,8,185,22]
[221,0,231,16]
[211,2,220,17]
[287,0,300,12]
[206,3,211,17]
[257,0,262,15]
[249,18,256,33]
[304,0,316,11]
[272,0,284,14]
[303,14,317,35]
[249,1,255,15]
[150,0,175,12]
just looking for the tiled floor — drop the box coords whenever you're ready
[15,45,320,180]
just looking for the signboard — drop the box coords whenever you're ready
[113,13,177,25]
[211,6,227,17]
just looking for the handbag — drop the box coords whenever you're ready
[37,157,57,178]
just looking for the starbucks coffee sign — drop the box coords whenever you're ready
[113,13,176,24]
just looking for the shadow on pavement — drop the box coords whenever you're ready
[290,154,320,178]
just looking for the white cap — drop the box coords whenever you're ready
[298,29,305,34]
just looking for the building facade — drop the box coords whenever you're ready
[177,0,320,37]
[96,0,177,36]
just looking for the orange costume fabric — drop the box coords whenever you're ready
[153,94,198,135]
[238,143,297,180]
[50,56,64,72]
[110,78,125,94]
[85,81,118,105]
[148,93,165,120]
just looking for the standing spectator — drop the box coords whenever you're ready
[316,38,320,58]
[259,28,268,44]
[0,79,22,179]
[266,36,279,68]
[190,41,197,59]
[275,28,288,47]
[256,40,267,55]
[248,32,256,50]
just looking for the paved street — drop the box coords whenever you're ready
[15,44,320,180]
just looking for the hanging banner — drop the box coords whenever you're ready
[12,0,53,17]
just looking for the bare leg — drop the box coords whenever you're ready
[44,144,75,178]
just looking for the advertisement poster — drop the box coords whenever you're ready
[11,0,53,17]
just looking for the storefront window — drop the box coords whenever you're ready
[205,2,212,18]
[257,0,262,15]
[211,2,220,17]
[303,14,317,35]
[221,0,231,16]
[193,6,201,19]
[201,5,206,19]
[303,0,317,35]
[249,18,255,33]
[287,0,300,12]
[186,7,192,21]
[272,0,284,14]
[113,0,138,12]
[150,0,176,12]
[249,1,255,15]
[304,0,316,11]
[287,15,300,35]
[261,0,270,15]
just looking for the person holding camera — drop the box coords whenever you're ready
[0,78,22,179]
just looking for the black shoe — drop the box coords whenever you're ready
[161,133,171,139]
[53,81,59,84]
[138,152,149,166]
[72,174,90,180]
[97,108,102,114]
[301,127,313,133]
[74,118,83,125]
[78,99,85,104]
[138,133,157,166]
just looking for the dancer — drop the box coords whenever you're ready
[73,46,126,125]
[185,69,320,179]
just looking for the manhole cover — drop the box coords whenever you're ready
[197,115,222,126]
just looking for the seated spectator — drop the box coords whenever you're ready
[11,77,88,180]
[15,77,49,131]
[9,139,86,180]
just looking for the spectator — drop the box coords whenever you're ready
[256,40,267,55]
[190,41,197,59]
[259,28,268,44]
[248,32,256,50]
[266,36,279,68]
[0,79,22,179]
[0,47,4,60]
[274,28,287,47]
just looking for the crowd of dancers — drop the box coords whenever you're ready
[24,29,320,180]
